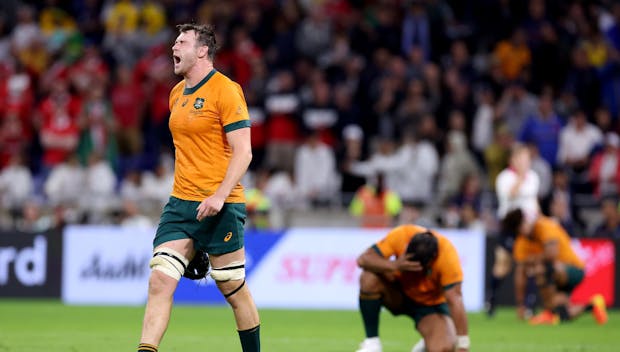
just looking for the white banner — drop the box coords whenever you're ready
[61,226,485,310]
[62,226,153,305]
[249,228,485,311]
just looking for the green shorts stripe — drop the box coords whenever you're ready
[154,196,246,254]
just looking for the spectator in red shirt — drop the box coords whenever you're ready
[0,109,30,168]
[36,80,81,171]
[111,64,145,157]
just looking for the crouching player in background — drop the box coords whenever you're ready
[504,208,608,325]
[355,225,470,352]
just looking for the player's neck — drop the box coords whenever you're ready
[184,61,214,88]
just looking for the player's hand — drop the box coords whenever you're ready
[196,195,225,221]
[395,253,424,272]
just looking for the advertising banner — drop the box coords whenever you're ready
[571,238,615,306]
[62,226,485,310]
[62,226,152,305]
[0,230,62,298]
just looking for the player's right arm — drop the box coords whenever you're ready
[356,247,422,274]
[358,226,426,274]
[357,247,397,273]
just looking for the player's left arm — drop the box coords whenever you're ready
[196,83,252,220]
[444,283,469,351]
[216,126,253,200]
[196,127,252,220]
[439,239,469,351]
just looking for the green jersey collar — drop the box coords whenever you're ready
[183,69,217,95]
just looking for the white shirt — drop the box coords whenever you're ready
[121,215,154,229]
[495,168,540,218]
[599,153,619,195]
[44,163,85,206]
[557,123,603,164]
[142,170,174,207]
[0,164,34,208]
[351,141,439,203]
[11,23,39,51]
[294,141,339,200]
[392,141,439,203]
[472,103,494,153]
[264,171,297,209]
[81,160,117,216]
[531,156,552,198]
[84,161,116,197]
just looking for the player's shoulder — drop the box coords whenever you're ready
[435,231,456,250]
[212,70,242,90]
[170,80,184,96]
[535,215,558,228]
[534,215,564,236]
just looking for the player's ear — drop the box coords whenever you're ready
[197,45,209,59]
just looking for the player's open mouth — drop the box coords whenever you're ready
[173,55,181,64]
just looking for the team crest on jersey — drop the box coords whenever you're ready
[193,97,205,109]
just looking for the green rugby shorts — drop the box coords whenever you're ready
[559,265,585,294]
[154,196,246,254]
[385,287,451,327]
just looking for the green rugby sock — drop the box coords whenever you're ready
[359,296,382,337]
[137,342,158,352]
[238,325,260,352]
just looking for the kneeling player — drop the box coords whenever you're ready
[504,208,608,325]
[355,225,470,352]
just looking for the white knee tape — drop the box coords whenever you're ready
[150,247,189,281]
[411,339,426,352]
[210,260,245,281]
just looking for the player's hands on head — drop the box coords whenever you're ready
[395,253,424,272]
[196,195,225,221]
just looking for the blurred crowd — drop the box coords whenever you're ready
[1,0,620,238]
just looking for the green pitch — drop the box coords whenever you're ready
[0,299,617,351]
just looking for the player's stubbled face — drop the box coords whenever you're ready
[172,30,198,76]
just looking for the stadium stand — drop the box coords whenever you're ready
[0,0,619,239]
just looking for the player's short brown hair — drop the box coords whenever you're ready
[406,231,438,268]
[177,23,219,61]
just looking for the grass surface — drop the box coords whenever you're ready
[0,299,617,351]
